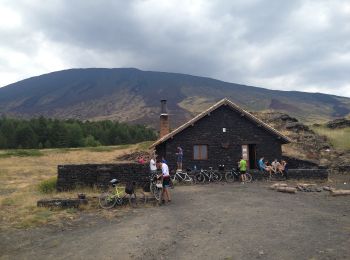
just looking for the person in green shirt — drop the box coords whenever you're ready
[239,157,247,183]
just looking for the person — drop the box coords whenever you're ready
[137,156,145,164]
[280,160,288,179]
[149,156,157,176]
[157,160,171,203]
[176,146,183,171]
[239,157,247,183]
[258,157,266,171]
[161,156,167,164]
[271,159,281,173]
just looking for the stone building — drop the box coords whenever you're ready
[151,98,291,171]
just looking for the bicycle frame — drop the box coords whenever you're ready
[173,171,192,182]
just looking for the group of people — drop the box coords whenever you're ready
[258,157,288,177]
[149,154,171,204]
[147,146,183,204]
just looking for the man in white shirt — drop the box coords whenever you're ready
[157,161,171,203]
[149,156,157,175]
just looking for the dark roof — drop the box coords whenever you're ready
[151,98,292,147]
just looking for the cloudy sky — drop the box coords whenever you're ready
[1,0,350,97]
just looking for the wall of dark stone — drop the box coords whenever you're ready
[156,105,286,171]
[249,169,328,180]
[57,163,328,191]
[57,163,150,191]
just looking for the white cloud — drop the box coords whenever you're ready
[0,0,349,97]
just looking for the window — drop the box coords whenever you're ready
[193,145,208,160]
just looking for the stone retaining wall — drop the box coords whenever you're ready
[57,163,328,191]
[57,163,149,191]
[249,169,329,180]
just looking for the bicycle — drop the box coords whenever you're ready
[225,168,252,183]
[172,170,194,184]
[149,173,163,204]
[99,179,146,209]
[195,167,222,183]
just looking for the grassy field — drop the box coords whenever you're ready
[0,142,152,229]
[311,126,350,151]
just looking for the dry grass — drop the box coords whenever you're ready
[0,143,148,229]
[311,126,350,151]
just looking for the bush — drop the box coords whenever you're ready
[38,177,57,194]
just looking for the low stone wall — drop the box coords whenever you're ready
[57,163,149,191]
[57,163,329,191]
[249,169,329,180]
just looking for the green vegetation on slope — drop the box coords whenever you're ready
[0,116,157,149]
[311,126,350,151]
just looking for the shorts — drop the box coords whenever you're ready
[163,176,170,188]
[240,170,246,175]
[177,155,183,163]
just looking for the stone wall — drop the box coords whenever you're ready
[249,169,328,180]
[57,163,149,191]
[57,163,328,191]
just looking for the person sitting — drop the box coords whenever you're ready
[258,157,266,171]
[278,160,288,178]
[272,159,282,174]
[264,161,276,177]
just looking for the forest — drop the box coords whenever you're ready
[0,116,157,149]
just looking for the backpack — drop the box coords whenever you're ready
[125,182,135,194]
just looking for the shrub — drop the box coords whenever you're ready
[38,177,57,194]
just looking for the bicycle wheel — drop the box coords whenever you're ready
[245,173,252,183]
[151,183,162,201]
[115,184,126,206]
[225,172,235,183]
[195,172,206,183]
[99,191,117,209]
[213,171,222,182]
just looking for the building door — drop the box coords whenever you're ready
[241,144,257,169]
[241,145,248,168]
[248,144,257,169]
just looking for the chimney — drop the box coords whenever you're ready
[160,100,170,138]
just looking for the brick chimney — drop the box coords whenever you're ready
[160,100,170,138]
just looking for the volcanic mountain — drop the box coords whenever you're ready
[0,68,349,127]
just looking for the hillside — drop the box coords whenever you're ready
[0,68,349,127]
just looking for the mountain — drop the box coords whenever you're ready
[0,68,349,128]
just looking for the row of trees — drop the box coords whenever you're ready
[0,116,157,149]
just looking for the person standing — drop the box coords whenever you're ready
[239,157,247,183]
[149,156,157,176]
[176,146,183,171]
[157,161,171,203]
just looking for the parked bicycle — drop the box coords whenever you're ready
[195,167,222,183]
[99,179,146,209]
[149,173,163,204]
[172,170,194,184]
[225,168,252,183]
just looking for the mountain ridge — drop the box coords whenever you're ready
[0,68,349,127]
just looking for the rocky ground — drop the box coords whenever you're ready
[1,181,349,260]
[253,111,350,173]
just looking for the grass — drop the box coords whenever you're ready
[311,126,350,151]
[0,149,44,158]
[38,177,57,194]
[0,142,150,229]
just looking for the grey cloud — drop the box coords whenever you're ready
[1,0,350,97]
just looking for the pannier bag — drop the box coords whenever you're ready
[125,182,135,194]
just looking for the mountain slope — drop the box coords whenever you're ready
[0,68,349,127]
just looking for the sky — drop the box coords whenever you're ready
[0,0,350,97]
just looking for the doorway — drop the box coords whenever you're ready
[248,144,257,169]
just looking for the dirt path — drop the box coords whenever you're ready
[1,182,350,260]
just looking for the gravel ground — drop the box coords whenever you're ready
[1,181,350,260]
